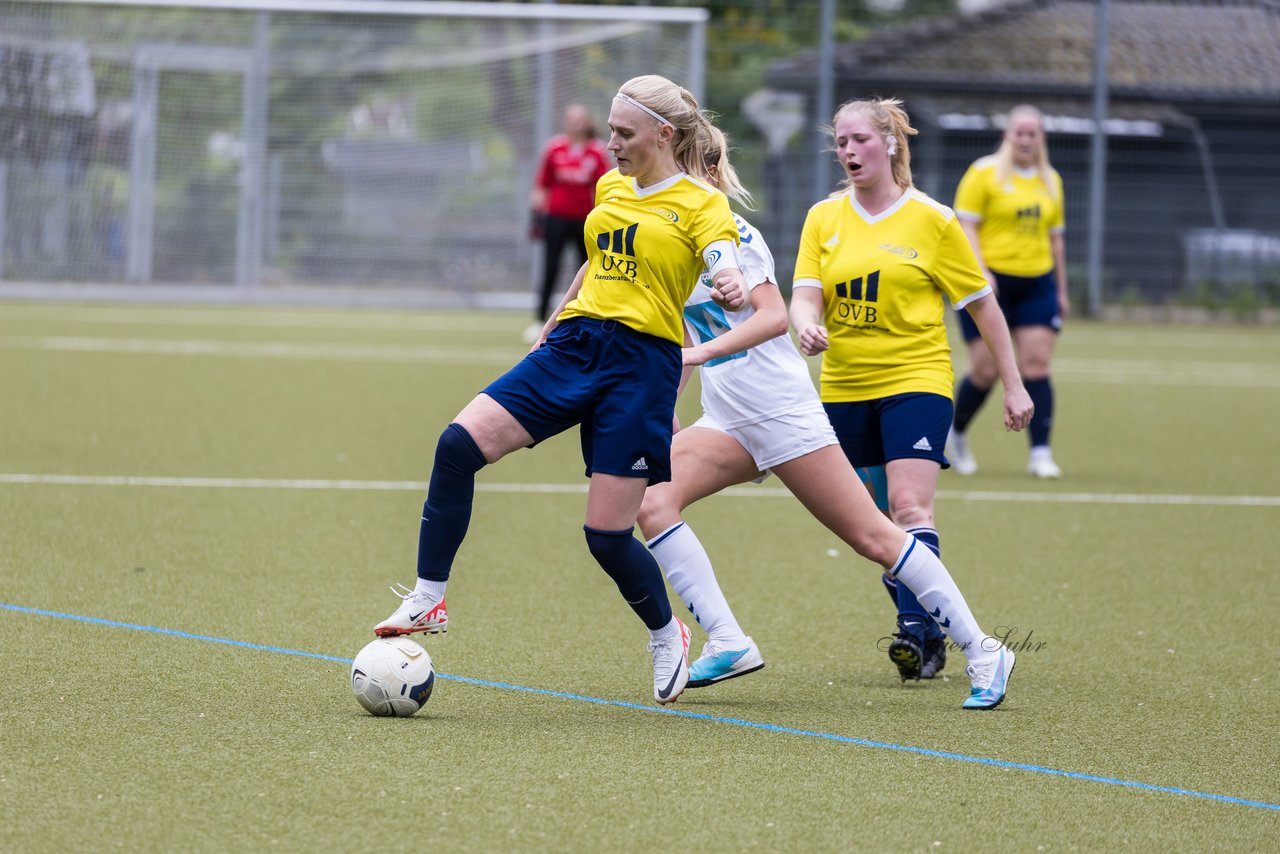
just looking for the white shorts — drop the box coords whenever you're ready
[691,402,839,476]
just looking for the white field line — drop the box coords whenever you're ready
[1054,357,1280,387]
[0,335,522,365]
[4,334,1280,387]
[0,305,515,332]
[1,473,1278,507]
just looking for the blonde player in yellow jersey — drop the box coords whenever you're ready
[948,105,1068,478]
[791,97,1032,685]
[373,75,749,706]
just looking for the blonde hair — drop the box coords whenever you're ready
[691,124,755,210]
[827,97,919,195]
[617,75,719,189]
[995,104,1058,200]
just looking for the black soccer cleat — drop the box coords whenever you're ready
[888,631,925,682]
[920,636,947,679]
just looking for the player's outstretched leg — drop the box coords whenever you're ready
[776,446,1013,708]
[889,535,1014,710]
[376,422,487,637]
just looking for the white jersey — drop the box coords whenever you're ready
[684,214,822,429]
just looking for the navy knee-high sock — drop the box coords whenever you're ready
[906,527,947,640]
[416,423,487,582]
[953,376,992,433]
[585,526,673,631]
[1024,376,1054,447]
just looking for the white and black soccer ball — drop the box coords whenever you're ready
[351,637,436,717]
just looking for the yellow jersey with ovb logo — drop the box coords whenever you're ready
[953,155,1065,277]
[559,169,738,344]
[794,189,990,403]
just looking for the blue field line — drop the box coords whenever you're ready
[5,601,1278,814]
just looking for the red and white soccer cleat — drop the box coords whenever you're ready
[374,583,449,637]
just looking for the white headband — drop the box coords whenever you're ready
[614,93,674,128]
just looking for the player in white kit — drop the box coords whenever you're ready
[637,126,1016,709]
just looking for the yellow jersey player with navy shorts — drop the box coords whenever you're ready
[948,105,1069,479]
[373,75,747,706]
[634,124,1024,709]
[791,98,1031,705]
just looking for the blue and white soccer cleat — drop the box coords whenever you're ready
[649,618,691,704]
[687,637,765,688]
[962,645,1015,710]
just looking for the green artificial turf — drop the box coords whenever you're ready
[2,302,1277,851]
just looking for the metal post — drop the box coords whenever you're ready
[688,17,706,103]
[0,161,7,279]
[1086,0,1111,317]
[813,0,836,201]
[1187,119,1226,230]
[528,0,555,313]
[237,11,269,289]
[127,55,157,284]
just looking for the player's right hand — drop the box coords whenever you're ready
[797,324,829,356]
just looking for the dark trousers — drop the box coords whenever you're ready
[539,215,588,320]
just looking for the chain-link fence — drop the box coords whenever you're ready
[3,0,1279,310]
[0,0,703,300]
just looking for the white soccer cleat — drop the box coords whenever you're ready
[688,637,765,688]
[946,428,978,476]
[649,618,691,704]
[1027,446,1062,479]
[374,583,449,637]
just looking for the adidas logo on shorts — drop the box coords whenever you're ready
[913,437,933,451]
[631,457,649,471]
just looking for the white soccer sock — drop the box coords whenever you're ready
[890,535,996,662]
[413,578,447,604]
[647,522,747,646]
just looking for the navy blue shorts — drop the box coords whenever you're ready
[958,269,1061,342]
[823,393,953,469]
[482,317,680,483]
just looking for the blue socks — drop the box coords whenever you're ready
[416,423,487,582]
[1024,376,1055,448]
[953,375,991,434]
[957,374,1055,450]
[585,526,673,631]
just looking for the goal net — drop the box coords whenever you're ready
[0,0,705,302]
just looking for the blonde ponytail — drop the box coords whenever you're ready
[690,123,756,210]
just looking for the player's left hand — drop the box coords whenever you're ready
[1058,291,1071,319]
[1002,385,1034,432]
[710,270,746,311]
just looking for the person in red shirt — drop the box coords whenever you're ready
[528,103,612,341]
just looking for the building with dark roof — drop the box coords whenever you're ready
[767,0,1280,301]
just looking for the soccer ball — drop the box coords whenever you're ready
[350,637,436,717]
